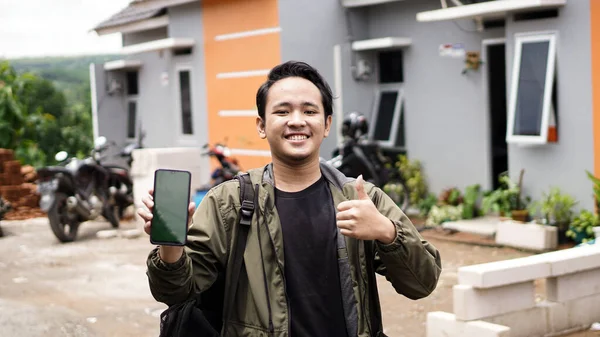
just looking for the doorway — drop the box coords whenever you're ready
[485,40,508,190]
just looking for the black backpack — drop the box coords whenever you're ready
[158,173,256,337]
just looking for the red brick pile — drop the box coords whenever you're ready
[0,149,45,220]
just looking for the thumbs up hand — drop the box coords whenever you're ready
[336,175,397,244]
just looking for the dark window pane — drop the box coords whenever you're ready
[395,102,405,147]
[513,41,550,136]
[179,70,193,135]
[373,91,398,141]
[379,50,404,83]
[127,101,136,138]
[126,71,138,95]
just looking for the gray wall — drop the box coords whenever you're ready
[168,1,210,151]
[365,0,503,193]
[505,1,594,210]
[92,63,129,166]
[278,0,351,159]
[122,27,168,46]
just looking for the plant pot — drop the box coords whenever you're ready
[557,228,570,244]
[511,209,529,223]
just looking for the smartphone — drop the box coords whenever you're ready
[150,169,192,246]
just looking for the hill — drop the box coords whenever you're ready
[7,54,121,103]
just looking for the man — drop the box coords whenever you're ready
[138,61,442,336]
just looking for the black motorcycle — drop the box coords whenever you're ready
[326,112,410,210]
[95,131,145,219]
[36,140,121,243]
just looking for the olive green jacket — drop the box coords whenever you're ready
[146,161,442,336]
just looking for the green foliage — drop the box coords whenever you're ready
[585,170,600,212]
[462,184,482,219]
[481,172,529,215]
[426,204,464,226]
[418,193,438,217]
[528,187,577,229]
[394,154,429,206]
[566,209,599,244]
[0,60,94,167]
[439,187,463,206]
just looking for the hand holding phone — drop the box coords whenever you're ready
[149,169,192,246]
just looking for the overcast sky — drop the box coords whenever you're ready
[0,0,131,59]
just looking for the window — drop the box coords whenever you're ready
[369,87,405,148]
[178,69,194,135]
[127,100,137,139]
[378,50,404,83]
[507,32,557,145]
[126,71,138,95]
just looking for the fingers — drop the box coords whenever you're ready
[336,209,356,221]
[188,202,196,216]
[142,195,154,210]
[336,200,357,212]
[336,219,354,230]
[355,175,369,200]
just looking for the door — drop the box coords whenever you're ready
[486,41,508,190]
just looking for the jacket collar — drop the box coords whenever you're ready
[258,157,352,191]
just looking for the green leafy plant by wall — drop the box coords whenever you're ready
[462,184,482,219]
[528,186,577,230]
[394,154,429,206]
[567,209,599,244]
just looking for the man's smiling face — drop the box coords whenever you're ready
[256,76,332,165]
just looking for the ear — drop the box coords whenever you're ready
[323,114,333,138]
[256,117,266,139]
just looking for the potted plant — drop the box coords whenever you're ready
[510,169,531,222]
[566,209,599,244]
[481,171,529,220]
[585,170,600,216]
[462,184,482,219]
[528,187,578,243]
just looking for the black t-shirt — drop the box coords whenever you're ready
[275,176,348,337]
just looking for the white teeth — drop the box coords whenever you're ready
[288,135,307,141]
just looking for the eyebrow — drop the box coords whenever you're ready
[272,101,320,110]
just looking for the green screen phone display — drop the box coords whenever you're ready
[150,169,191,246]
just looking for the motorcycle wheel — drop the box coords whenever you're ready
[48,193,80,243]
[103,205,120,228]
[384,178,411,211]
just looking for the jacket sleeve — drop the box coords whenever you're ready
[145,188,232,306]
[369,185,442,300]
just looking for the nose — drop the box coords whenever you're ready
[287,110,306,127]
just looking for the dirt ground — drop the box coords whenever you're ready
[0,217,597,337]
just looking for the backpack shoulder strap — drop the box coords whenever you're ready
[223,173,255,325]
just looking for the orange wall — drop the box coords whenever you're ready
[593,0,600,178]
[201,0,281,171]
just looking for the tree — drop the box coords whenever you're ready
[0,61,93,167]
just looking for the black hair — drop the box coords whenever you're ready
[256,61,333,121]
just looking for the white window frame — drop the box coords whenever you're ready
[126,96,138,141]
[175,65,196,141]
[368,84,404,148]
[506,31,557,145]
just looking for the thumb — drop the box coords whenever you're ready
[355,175,369,200]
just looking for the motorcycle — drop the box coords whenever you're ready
[36,138,121,243]
[203,143,241,187]
[0,197,11,237]
[96,131,145,219]
[326,112,411,210]
[193,143,241,206]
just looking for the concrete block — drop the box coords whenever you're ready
[442,217,499,237]
[544,244,600,276]
[546,267,600,302]
[457,254,550,288]
[130,147,211,209]
[426,311,511,337]
[453,282,535,320]
[485,305,548,337]
[495,221,557,251]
